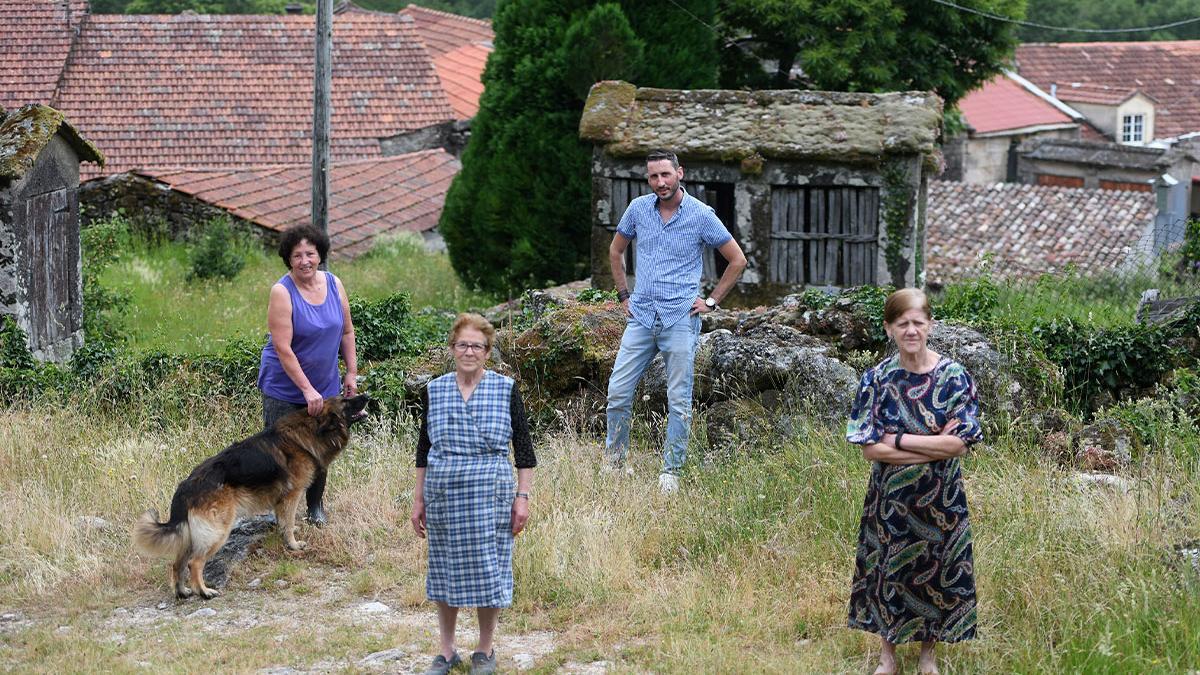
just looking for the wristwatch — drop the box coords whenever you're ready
[704,297,718,309]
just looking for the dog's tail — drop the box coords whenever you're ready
[132,509,189,559]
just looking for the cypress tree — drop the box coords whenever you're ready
[439,0,720,295]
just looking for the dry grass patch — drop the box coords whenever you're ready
[2,403,1200,672]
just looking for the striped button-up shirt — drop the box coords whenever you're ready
[617,189,732,330]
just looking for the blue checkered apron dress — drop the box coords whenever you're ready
[424,370,517,608]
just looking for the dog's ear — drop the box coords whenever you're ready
[315,397,345,436]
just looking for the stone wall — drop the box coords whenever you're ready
[80,173,278,248]
[380,120,472,158]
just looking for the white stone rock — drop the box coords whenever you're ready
[76,516,111,531]
[248,577,262,588]
[156,602,168,610]
[274,579,289,589]
[512,653,537,670]
[358,647,407,665]
[1073,472,1134,492]
[186,607,217,620]
[355,601,390,614]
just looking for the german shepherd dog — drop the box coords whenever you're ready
[133,394,369,599]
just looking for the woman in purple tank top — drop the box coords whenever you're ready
[257,224,358,525]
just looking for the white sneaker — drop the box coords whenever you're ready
[658,473,679,495]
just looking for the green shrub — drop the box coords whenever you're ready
[576,287,617,303]
[0,316,35,370]
[187,216,248,281]
[349,293,453,362]
[1032,318,1178,415]
[841,285,893,344]
[936,257,1000,325]
[81,213,133,344]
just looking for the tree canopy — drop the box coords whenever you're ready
[1020,0,1200,42]
[717,0,1026,107]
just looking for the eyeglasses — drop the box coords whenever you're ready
[453,342,487,354]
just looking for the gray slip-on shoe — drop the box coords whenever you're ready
[423,651,461,675]
[469,650,497,674]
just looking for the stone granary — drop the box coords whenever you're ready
[578,81,945,300]
[0,104,104,362]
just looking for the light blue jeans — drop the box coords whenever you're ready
[605,314,701,475]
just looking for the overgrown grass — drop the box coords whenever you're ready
[3,399,1198,672]
[940,259,1200,330]
[98,232,496,354]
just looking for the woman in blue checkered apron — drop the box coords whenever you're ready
[411,314,536,675]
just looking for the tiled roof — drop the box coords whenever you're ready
[400,3,492,120]
[1052,82,1144,106]
[1017,41,1200,139]
[926,180,1157,284]
[399,3,492,57]
[959,73,1074,135]
[434,43,490,119]
[40,5,454,176]
[135,150,459,257]
[0,0,88,108]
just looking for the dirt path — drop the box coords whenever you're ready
[2,564,612,673]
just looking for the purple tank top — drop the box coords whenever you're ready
[257,271,344,404]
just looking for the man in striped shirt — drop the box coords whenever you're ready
[604,150,747,494]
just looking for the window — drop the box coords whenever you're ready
[1121,114,1145,144]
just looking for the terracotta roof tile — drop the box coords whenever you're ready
[959,73,1074,135]
[434,43,489,119]
[135,149,459,256]
[399,3,491,57]
[926,180,1157,284]
[1017,41,1200,139]
[20,5,455,177]
[0,0,88,108]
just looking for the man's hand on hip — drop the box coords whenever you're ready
[691,297,713,315]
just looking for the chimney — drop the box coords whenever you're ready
[285,3,303,14]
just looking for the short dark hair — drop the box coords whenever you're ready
[646,150,680,168]
[278,225,330,268]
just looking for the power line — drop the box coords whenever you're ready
[928,0,1200,34]
[661,0,751,53]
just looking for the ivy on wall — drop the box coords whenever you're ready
[880,159,912,287]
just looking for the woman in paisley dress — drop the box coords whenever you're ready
[410,314,536,675]
[845,288,982,675]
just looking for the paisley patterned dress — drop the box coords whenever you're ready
[845,355,982,644]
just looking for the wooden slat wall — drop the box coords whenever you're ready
[608,178,652,276]
[769,186,878,286]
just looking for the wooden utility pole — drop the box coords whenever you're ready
[312,0,332,266]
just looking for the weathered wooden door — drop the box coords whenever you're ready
[691,182,736,282]
[769,186,878,286]
[19,187,81,351]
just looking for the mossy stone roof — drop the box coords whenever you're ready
[579,81,944,165]
[0,104,105,181]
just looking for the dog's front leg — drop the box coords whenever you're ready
[277,489,307,550]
